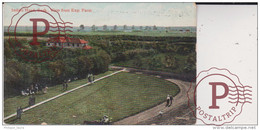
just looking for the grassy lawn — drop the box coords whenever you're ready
[5,72,179,125]
[4,71,115,117]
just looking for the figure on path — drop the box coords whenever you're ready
[101,115,110,125]
[62,80,67,91]
[92,74,95,83]
[28,96,33,106]
[16,106,23,119]
[159,110,164,118]
[166,94,170,107]
[88,74,92,83]
[35,83,39,94]
[65,81,68,90]
[32,95,36,105]
[169,95,173,106]
[29,84,35,95]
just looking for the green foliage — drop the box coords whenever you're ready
[78,55,93,78]
[132,55,143,68]
[4,38,111,97]
[90,50,111,73]
[184,52,196,73]
[163,54,179,69]
[4,33,196,96]
[4,59,33,95]
[48,60,66,82]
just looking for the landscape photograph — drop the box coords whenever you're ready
[3,2,196,125]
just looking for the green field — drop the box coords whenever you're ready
[4,71,115,117]
[5,71,179,125]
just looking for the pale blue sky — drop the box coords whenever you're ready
[3,2,196,27]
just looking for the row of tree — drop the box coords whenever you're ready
[79,24,160,31]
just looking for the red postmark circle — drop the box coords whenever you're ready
[8,4,72,63]
[187,67,252,126]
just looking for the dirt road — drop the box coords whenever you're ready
[113,72,196,125]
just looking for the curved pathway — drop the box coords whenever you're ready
[114,77,195,125]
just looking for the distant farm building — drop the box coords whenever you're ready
[46,37,92,50]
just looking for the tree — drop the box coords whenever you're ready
[148,57,161,69]
[48,60,66,82]
[80,24,84,30]
[91,25,96,31]
[103,25,108,31]
[133,55,143,68]
[4,40,13,59]
[163,54,178,69]
[113,25,117,31]
[4,60,34,96]
[166,27,170,33]
[145,26,150,30]
[91,50,111,73]
[153,25,157,30]
[184,52,196,73]
[132,25,135,30]
[140,26,143,30]
[64,58,78,79]
[78,56,93,78]
[5,60,24,95]
[123,25,127,30]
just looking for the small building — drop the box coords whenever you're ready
[46,37,92,50]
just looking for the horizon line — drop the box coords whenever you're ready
[4,25,197,27]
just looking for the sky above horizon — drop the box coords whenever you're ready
[3,3,196,27]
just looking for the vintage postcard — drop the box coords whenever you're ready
[2,2,197,125]
[2,2,258,129]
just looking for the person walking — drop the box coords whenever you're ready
[62,80,66,91]
[28,96,33,106]
[35,83,39,94]
[16,106,23,119]
[92,74,95,83]
[38,85,42,94]
[29,86,32,95]
[25,88,30,95]
[32,95,36,105]
[159,110,164,118]
[65,81,68,90]
[29,84,35,95]
[87,74,92,83]
[166,94,170,107]
[169,95,173,106]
